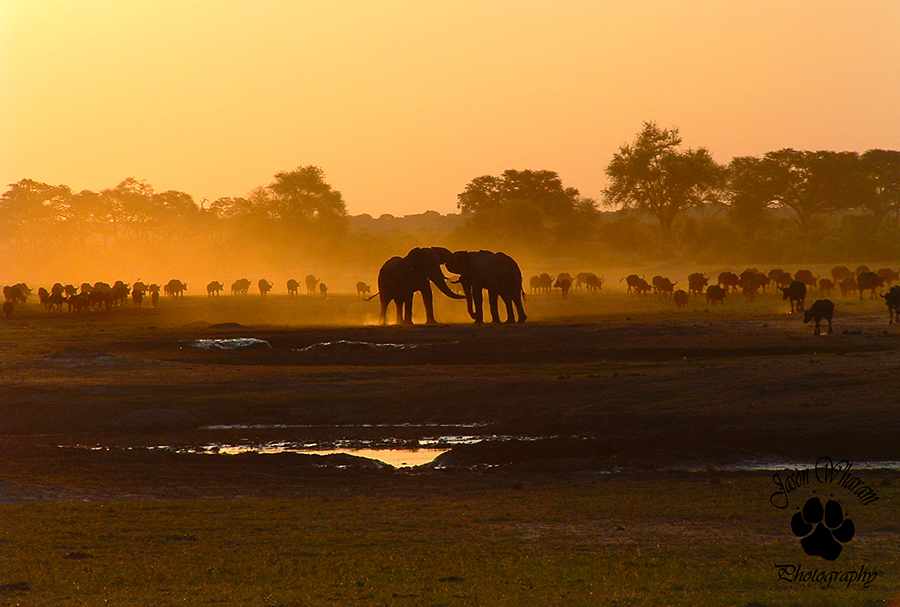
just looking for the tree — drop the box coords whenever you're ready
[152,190,201,241]
[266,165,348,239]
[603,122,723,237]
[762,149,863,233]
[102,178,156,241]
[726,156,775,238]
[456,169,598,250]
[860,149,900,226]
[0,179,72,247]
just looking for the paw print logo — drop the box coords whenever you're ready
[791,496,855,561]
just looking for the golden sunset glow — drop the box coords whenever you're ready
[3,1,899,216]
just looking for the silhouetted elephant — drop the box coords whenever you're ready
[445,250,527,324]
[305,275,319,295]
[376,246,466,325]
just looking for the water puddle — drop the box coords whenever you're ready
[293,340,443,353]
[205,445,449,467]
[191,338,272,350]
[199,422,488,430]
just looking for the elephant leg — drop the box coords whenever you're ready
[472,287,484,324]
[402,296,414,325]
[421,286,437,324]
[514,295,527,323]
[488,290,501,323]
[380,302,389,326]
[503,296,516,323]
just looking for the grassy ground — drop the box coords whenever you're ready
[1,287,899,605]
[1,472,898,606]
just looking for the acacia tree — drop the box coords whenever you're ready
[762,149,863,233]
[603,122,723,237]
[267,165,348,241]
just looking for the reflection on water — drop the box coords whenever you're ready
[191,338,272,350]
[294,340,424,352]
[209,445,448,467]
[199,422,488,430]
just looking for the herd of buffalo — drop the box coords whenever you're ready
[3,252,900,333]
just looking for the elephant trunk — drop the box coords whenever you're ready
[463,283,476,319]
[431,272,467,300]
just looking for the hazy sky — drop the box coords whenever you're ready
[3,1,899,216]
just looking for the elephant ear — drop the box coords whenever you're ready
[446,251,472,276]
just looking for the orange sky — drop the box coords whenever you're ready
[2,1,899,216]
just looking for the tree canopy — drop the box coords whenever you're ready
[603,122,723,237]
[456,169,598,252]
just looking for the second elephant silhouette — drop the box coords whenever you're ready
[445,250,527,324]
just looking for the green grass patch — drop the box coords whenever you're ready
[0,474,897,606]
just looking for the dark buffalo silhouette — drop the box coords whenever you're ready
[231,279,251,295]
[149,284,161,308]
[575,272,602,291]
[207,281,224,296]
[856,272,884,300]
[554,274,572,300]
[537,273,553,294]
[838,278,858,298]
[740,274,765,302]
[673,289,689,308]
[652,276,677,298]
[804,299,834,335]
[305,275,319,295]
[687,273,709,297]
[319,283,328,298]
[258,279,273,297]
[876,268,899,286]
[584,273,604,293]
[2,301,13,319]
[38,287,50,310]
[3,285,25,304]
[620,274,645,294]
[778,281,807,314]
[717,271,740,293]
[831,266,854,283]
[287,279,300,297]
[66,293,91,313]
[818,278,835,297]
[883,286,900,324]
[793,269,818,287]
[111,281,130,306]
[164,279,187,297]
[706,285,727,306]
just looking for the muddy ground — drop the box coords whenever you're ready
[1,291,899,502]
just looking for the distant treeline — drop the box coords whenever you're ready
[2,124,899,280]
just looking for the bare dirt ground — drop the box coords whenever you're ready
[1,290,899,502]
